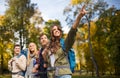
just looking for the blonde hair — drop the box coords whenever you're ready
[27,42,39,66]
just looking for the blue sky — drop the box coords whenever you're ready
[30,0,70,33]
[31,0,69,21]
[0,0,120,33]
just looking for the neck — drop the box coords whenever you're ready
[14,53,20,56]
[30,51,34,54]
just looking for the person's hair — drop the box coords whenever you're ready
[39,33,47,40]
[50,25,62,40]
[14,44,21,49]
[49,25,63,53]
[27,42,38,66]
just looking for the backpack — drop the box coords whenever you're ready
[17,53,27,76]
[21,48,28,58]
[60,38,76,73]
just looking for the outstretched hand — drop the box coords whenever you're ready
[72,5,87,29]
[80,5,87,17]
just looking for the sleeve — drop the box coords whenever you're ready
[65,27,77,52]
[15,55,27,71]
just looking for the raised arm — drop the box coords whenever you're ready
[65,5,87,52]
[72,5,87,29]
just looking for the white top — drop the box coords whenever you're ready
[49,51,55,67]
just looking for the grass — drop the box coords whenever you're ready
[0,75,119,78]
[0,75,11,78]
[72,75,120,78]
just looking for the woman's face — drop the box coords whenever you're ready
[29,43,36,52]
[52,26,61,37]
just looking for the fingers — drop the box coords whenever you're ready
[12,58,16,61]
[80,4,87,16]
[81,4,86,11]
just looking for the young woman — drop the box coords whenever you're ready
[25,42,39,78]
[42,5,87,78]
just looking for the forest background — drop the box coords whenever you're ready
[0,0,120,77]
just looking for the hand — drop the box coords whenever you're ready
[80,5,87,17]
[8,59,13,65]
[12,57,19,65]
[32,64,39,73]
[32,68,38,73]
[43,63,47,68]
[11,57,16,61]
[34,64,39,68]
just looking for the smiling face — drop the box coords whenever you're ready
[14,45,21,55]
[40,34,49,47]
[52,26,62,37]
[29,43,36,53]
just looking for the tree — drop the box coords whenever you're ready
[5,0,36,49]
[26,8,44,47]
[64,0,108,77]
[97,7,120,76]
[0,15,14,74]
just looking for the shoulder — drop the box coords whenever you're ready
[19,54,26,59]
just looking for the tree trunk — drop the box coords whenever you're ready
[0,40,3,75]
[87,16,99,77]
[19,15,24,50]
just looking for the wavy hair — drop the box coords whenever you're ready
[49,25,63,53]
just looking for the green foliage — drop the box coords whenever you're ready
[96,7,120,75]
[4,0,37,48]
[26,24,42,47]
[71,0,91,5]
[64,0,108,26]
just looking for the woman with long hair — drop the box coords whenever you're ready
[25,42,39,78]
[42,5,87,78]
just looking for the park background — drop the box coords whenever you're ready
[0,0,120,78]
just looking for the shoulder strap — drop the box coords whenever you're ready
[60,38,66,51]
[60,38,68,57]
[17,53,23,58]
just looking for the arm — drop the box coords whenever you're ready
[32,64,39,73]
[15,55,27,71]
[42,48,49,68]
[65,5,86,52]
[72,5,86,29]
[42,48,48,63]
[8,58,13,71]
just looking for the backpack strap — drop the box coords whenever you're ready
[60,38,65,49]
[17,53,23,58]
[21,48,28,58]
[60,38,67,53]
[60,38,69,61]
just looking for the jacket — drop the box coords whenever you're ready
[46,28,77,77]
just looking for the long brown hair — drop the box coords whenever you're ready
[49,25,63,53]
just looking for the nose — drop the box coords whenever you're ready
[42,38,46,42]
